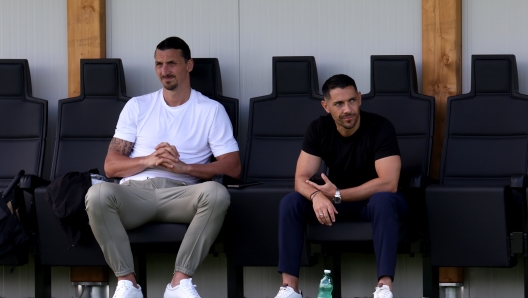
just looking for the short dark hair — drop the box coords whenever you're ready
[322,74,358,99]
[155,36,191,62]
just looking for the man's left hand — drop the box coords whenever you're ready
[153,142,190,174]
[305,173,338,199]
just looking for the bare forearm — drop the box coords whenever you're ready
[183,153,241,180]
[104,152,148,178]
[295,175,321,200]
[184,163,239,180]
[340,177,398,202]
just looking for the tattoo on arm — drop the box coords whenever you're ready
[109,138,134,156]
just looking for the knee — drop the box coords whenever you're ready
[85,182,116,214]
[368,192,398,212]
[199,181,230,211]
[279,192,306,214]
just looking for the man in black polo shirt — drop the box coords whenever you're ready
[274,74,408,298]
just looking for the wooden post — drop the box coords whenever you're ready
[422,0,463,288]
[70,266,109,283]
[439,267,464,283]
[67,0,106,97]
[67,0,108,284]
[422,0,462,179]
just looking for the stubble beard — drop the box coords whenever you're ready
[164,81,178,91]
[338,113,359,130]
[162,76,178,91]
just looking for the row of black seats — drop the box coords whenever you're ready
[1,54,527,298]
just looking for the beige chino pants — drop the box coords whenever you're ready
[85,178,230,277]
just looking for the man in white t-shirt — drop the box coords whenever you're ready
[85,36,241,298]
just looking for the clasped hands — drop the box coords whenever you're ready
[144,142,188,174]
[305,173,339,226]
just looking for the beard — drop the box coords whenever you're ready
[337,113,359,129]
[161,76,178,91]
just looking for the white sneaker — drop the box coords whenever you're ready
[373,284,393,298]
[274,285,303,298]
[112,280,143,298]
[164,278,201,298]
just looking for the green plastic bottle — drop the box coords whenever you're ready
[317,269,333,298]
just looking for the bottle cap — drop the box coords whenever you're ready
[324,269,331,274]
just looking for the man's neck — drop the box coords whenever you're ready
[162,86,192,107]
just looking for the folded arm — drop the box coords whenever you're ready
[306,155,401,202]
[105,139,241,180]
[298,151,401,225]
[104,137,179,178]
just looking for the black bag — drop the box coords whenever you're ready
[0,171,29,265]
[44,170,97,247]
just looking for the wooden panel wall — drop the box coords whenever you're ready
[67,0,106,97]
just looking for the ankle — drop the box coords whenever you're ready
[118,274,138,288]
[282,273,299,292]
[170,272,192,287]
[378,276,392,290]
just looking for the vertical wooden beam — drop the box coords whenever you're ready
[439,267,464,283]
[67,0,106,97]
[422,0,462,179]
[422,0,463,289]
[67,0,108,285]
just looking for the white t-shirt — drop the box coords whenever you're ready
[114,89,239,185]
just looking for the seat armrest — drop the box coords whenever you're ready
[510,174,528,190]
[1,170,25,199]
[407,174,437,189]
[212,174,242,186]
[19,174,50,193]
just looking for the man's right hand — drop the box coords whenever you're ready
[312,193,338,226]
[144,142,181,169]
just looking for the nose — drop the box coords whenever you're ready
[160,64,170,75]
[343,101,353,113]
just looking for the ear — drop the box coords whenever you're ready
[358,92,362,106]
[321,99,330,113]
[186,58,194,72]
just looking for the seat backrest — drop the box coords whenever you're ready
[190,58,239,138]
[242,56,326,185]
[440,55,528,186]
[0,59,47,187]
[360,55,435,184]
[50,59,129,179]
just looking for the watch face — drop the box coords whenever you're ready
[334,195,341,204]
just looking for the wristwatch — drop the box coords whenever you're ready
[333,188,342,204]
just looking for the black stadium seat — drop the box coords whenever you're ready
[33,59,188,298]
[226,56,326,298]
[0,59,47,266]
[305,55,436,297]
[190,58,239,138]
[426,55,528,269]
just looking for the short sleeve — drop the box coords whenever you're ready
[208,104,239,157]
[373,119,400,160]
[302,118,323,157]
[113,99,138,143]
